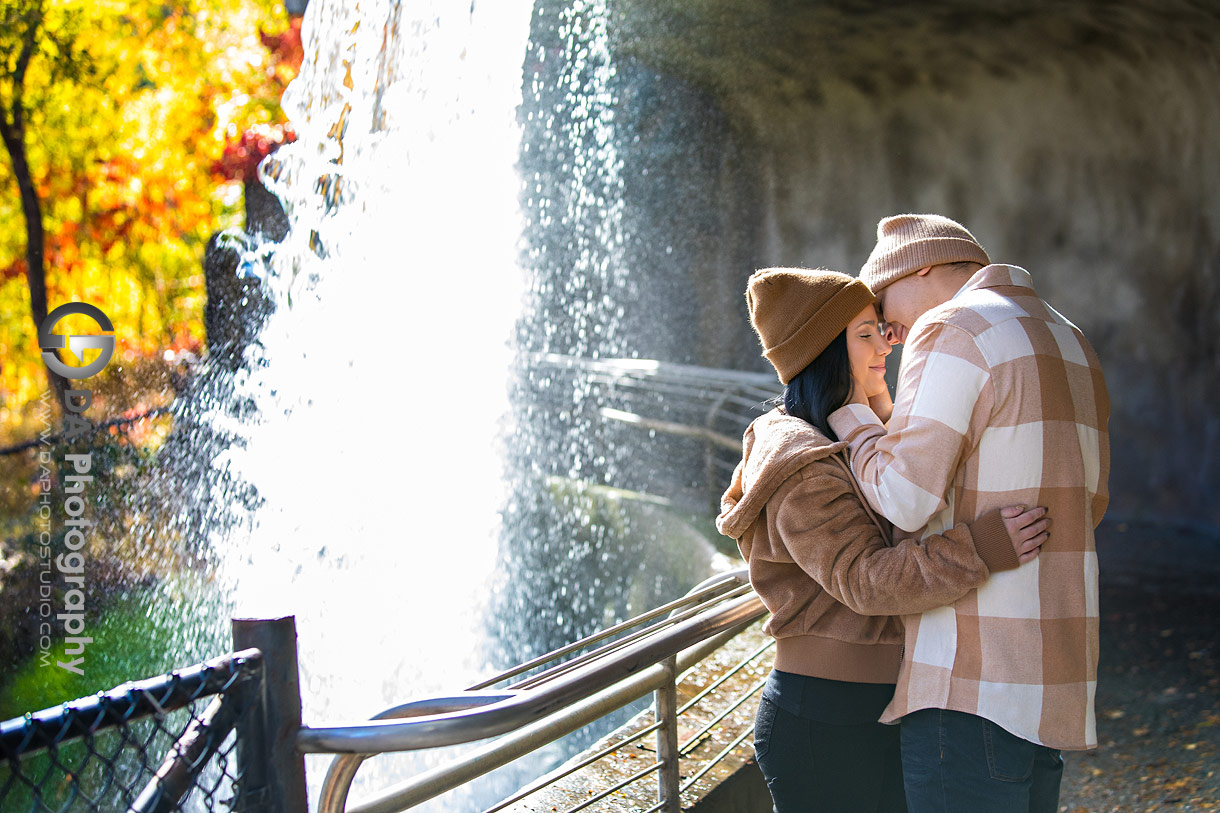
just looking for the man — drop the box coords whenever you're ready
[827,214,1110,812]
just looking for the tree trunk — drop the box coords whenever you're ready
[0,9,70,414]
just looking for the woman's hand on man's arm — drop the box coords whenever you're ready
[1001,505,1050,565]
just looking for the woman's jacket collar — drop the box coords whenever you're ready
[717,408,849,540]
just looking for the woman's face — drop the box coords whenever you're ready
[846,303,892,398]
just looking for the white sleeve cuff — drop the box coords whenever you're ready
[828,403,885,437]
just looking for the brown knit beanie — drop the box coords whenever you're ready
[746,268,876,385]
[860,214,991,293]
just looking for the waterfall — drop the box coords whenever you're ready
[174,0,722,806]
[211,0,536,806]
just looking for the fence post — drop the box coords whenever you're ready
[655,654,681,812]
[232,616,309,813]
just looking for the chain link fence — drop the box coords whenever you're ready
[0,649,263,813]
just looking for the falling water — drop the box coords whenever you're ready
[157,0,721,807]
[210,0,536,806]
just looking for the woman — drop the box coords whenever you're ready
[716,268,1048,812]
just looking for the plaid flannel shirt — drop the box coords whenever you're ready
[828,264,1110,750]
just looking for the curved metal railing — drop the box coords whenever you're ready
[301,568,767,813]
[525,354,777,501]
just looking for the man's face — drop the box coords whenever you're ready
[875,273,921,345]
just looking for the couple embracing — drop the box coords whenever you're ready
[717,215,1110,813]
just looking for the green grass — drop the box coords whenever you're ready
[0,578,227,722]
[0,578,234,813]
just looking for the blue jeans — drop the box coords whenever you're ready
[753,671,907,813]
[900,709,1064,813]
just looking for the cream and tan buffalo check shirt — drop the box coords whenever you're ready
[828,264,1110,750]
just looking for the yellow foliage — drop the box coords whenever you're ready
[0,0,296,427]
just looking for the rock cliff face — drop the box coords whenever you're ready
[564,0,1219,528]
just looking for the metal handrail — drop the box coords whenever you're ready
[470,570,745,690]
[527,353,777,430]
[306,568,766,812]
[481,711,665,813]
[528,352,776,390]
[298,571,751,753]
[300,597,759,753]
[507,584,754,692]
[334,632,737,813]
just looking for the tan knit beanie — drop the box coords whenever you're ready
[860,214,991,293]
[746,268,876,385]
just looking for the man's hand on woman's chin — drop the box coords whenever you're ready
[867,390,894,425]
[845,379,894,424]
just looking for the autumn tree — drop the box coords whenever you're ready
[0,0,93,412]
[0,0,299,426]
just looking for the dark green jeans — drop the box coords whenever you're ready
[753,670,907,813]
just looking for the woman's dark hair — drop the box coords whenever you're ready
[781,330,851,440]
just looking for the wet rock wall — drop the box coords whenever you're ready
[603,0,1220,529]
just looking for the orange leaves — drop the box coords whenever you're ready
[1,257,26,283]
[0,0,293,412]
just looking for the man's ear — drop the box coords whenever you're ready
[915,266,933,277]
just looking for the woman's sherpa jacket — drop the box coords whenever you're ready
[716,408,1018,684]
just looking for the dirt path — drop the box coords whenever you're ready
[1060,565,1220,811]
